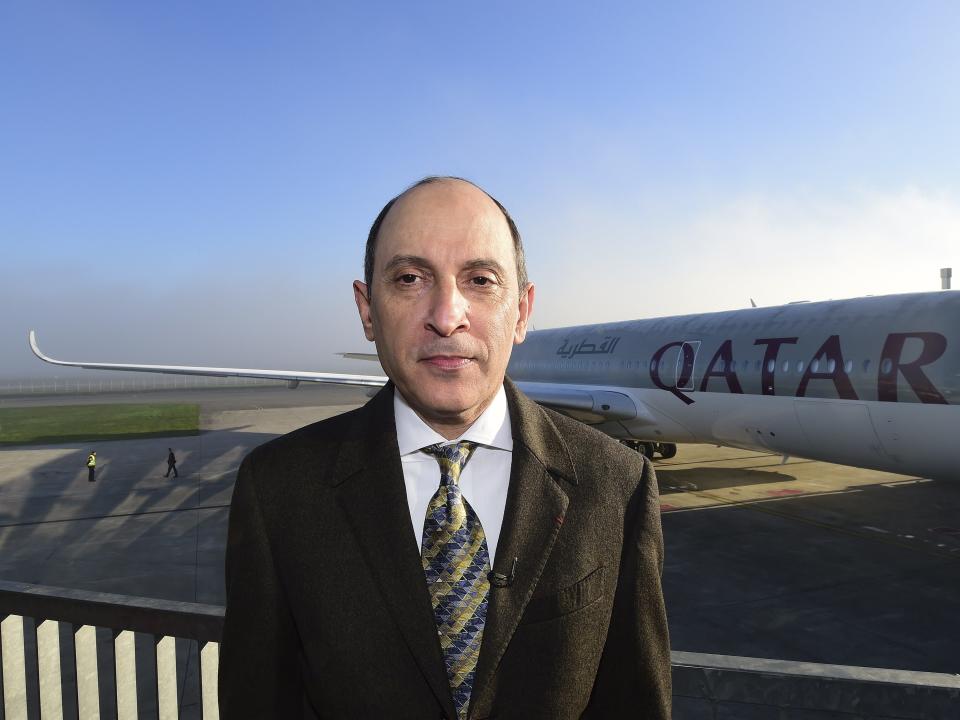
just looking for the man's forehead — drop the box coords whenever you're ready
[381,180,509,240]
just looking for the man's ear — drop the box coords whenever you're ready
[353,281,376,341]
[513,282,535,344]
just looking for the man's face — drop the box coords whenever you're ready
[354,180,534,436]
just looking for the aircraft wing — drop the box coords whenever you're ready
[28,331,388,388]
[29,331,648,422]
[512,381,645,423]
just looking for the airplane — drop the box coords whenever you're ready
[30,289,960,481]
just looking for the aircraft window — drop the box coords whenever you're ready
[767,359,775,373]
[796,361,805,373]
[863,359,871,373]
[844,360,853,374]
[781,360,789,373]
[650,359,657,372]
[827,359,836,373]
[755,359,761,372]
[812,359,820,373]
[718,359,726,372]
[881,358,893,375]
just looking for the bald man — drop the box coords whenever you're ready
[219,177,671,719]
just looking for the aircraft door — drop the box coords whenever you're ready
[676,340,700,391]
[650,339,700,398]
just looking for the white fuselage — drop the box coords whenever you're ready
[510,291,960,481]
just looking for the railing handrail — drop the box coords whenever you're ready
[4,579,960,720]
[3,578,960,690]
[672,650,960,688]
[0,579,223,641]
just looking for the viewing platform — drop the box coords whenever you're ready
[2,580,957,720]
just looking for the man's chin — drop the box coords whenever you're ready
[401,384,491,425]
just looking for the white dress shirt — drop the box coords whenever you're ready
[394,385,513,564]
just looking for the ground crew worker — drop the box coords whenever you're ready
[86,451,96,482]
[165,448,179,478]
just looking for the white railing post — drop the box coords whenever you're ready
[1,614,29,719]
[113,629,138,719]
[36,618,64,718]
[73,624,100,719]
[199,641,219,720]
[155,634,178,720]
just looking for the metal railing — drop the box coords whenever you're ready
[0,376,285,397]
[3,579,959,719]
[672,651,960,719]
[0,580,222,719]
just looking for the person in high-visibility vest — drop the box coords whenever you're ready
[86,451,96,482]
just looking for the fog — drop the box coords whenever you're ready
[4,186,957,383]
[1,264,370,381]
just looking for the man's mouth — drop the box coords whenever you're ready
[421,355,473,371]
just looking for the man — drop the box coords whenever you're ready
[219,177,671,719]
[86,450,96,482]
[165,448,179,478]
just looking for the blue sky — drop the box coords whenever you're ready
[2,2,959,377]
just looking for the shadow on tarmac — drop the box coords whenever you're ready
[661,474,960,675]
[657,466,798,493]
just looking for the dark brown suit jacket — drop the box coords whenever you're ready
[219,379,671,719]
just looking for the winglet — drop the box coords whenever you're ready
[28,330,61,365]
[26,330,388,387]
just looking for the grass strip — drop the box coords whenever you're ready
[0,404,200,445]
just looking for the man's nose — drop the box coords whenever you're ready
[426,279,469,337]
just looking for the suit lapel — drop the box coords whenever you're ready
[331,385,457,720]
[470,379,575,711]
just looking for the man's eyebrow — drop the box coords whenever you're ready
[381,255,508,279]
[462,258,507,279]
[381,255,432,276]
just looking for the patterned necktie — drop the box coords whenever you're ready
[421,441,490,720]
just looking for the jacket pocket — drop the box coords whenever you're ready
[518,565,605,625]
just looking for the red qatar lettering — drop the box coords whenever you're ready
[699,339,744,394]
[796,335,858,400]
[753,337,798,396]
[649,341,695,405]
[878,332,948,404]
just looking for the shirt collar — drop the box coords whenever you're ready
[394,384,513,456]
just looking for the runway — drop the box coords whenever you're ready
[1,385,957,675]
[657,445,960,674]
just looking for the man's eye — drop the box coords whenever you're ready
[471,276,494,286]
[398,274,419,284]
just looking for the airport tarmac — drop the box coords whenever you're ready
[1,384,958,677]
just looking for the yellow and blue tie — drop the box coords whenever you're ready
[421,441,490,720]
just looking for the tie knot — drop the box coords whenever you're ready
[422,441,478,485]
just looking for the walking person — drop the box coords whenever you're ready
[165,448,179,478]
[86,451,96,482]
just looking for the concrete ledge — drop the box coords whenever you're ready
[672,651,960,720]
[4,580,959,719]
[0,579,224,641]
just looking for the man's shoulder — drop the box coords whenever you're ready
[535,403,651,492]
[537,403,636,455]
[242,401,370,474]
